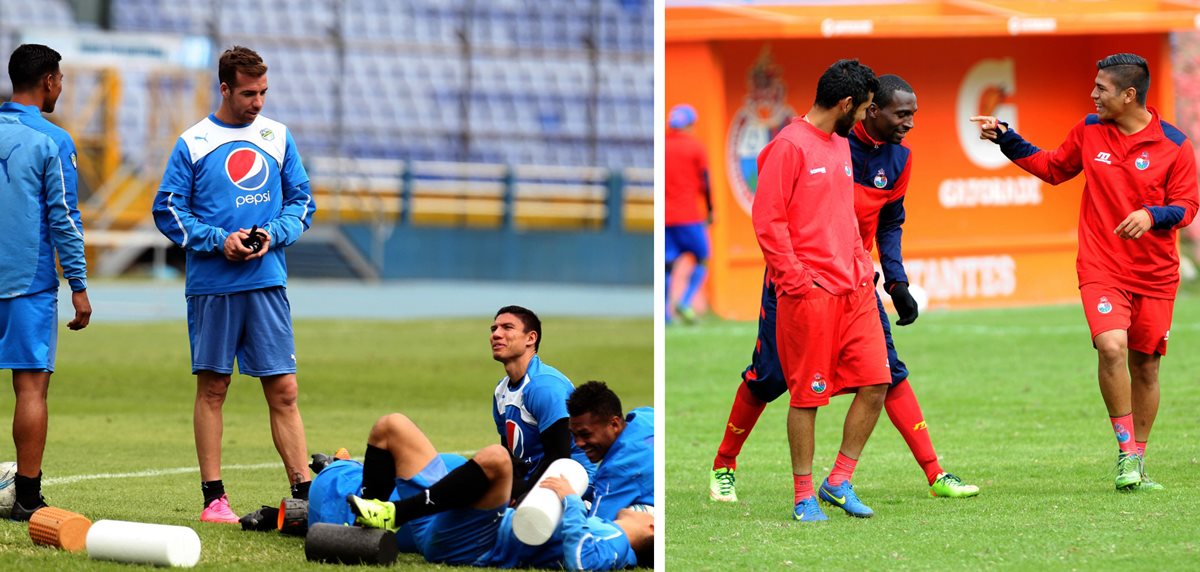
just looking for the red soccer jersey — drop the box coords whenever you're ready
[752,118,874,297]
[1003,108,1199,298]
[665,130,709,226]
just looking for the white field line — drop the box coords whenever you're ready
[43,451,476,487]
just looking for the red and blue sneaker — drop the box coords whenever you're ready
[818,478,874,518]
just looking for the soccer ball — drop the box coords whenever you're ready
[0,461,16,518]
[627,504,655,516]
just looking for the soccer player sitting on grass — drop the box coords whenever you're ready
[490,306,595,500]
[709,74,979,505]
[566,381,654,519]
[972,53,1198,492]
[340,412,653,569]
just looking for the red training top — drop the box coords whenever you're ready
[999,108,1199,298]
[665,130,709,226]
[752,117,874,297]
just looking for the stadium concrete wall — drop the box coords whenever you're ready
[341,225,652,285]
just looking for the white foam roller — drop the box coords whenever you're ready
[512,458,589,546]
[86,520,201,567]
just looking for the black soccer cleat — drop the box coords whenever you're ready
[9,497,48,521]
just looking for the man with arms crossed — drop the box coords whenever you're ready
[710,74,979,504]
[973,53,1197,491]
[152,46,316,521]
[752,59,890,521]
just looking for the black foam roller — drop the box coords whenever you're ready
[304,523,398,565]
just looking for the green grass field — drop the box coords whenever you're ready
[0,317,651,570]
[667,299,1200,570]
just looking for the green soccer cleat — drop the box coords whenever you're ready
[1134,457,1165,491]
[676,304,698,325]
[1114,452,1142,491]
[346,494,399,532]
[929,473,980,498]
[709,468,738,502]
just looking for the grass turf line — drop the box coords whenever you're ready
[0,316,650,570]
[667,299,1200,570]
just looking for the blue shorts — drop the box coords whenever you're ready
[0,288,58,372]
[742,272,908,403]
[307,454,467,554]
[419,506,507,565]
[665,222,710,263]
[186,286,296,376]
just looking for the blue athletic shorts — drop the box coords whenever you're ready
[0,288,57,372]
[186,286,296,376]
[742,273,909,403]
[665,222,710,263]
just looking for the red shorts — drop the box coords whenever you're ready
[1079,283,1174,355]
[776,281,890,407]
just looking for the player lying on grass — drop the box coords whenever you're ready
[330,413,653,569]
[566,381,654,520]
[710,74,979,509]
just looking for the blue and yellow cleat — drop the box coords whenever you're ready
[792,496,828,522]
[818,478,874,518]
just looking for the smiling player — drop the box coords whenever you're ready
[972,53,1198,491]
[152,45,317,522]
[709,74,980,510]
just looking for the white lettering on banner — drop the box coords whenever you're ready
[904,256,1017,301]
[938,176,1042,208]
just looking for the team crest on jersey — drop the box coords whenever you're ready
[1135,152,1150,171]
[1113,422,1131,443]
[810,373,827,394]
[260,128,275,141]
[873,169,887,188]
[225,148,270,191]
[726,48,796,215]
[1097,296,1113,315]
[505,420,525,459]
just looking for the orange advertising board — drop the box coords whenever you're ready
[667,34,1175,320]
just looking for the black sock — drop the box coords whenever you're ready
[201,479,225,508]
[392,459,490,525]
[362,444,397,500]
[14,472,42,508]
[291,480,311,500]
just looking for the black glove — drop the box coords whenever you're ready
[888,282,919,326]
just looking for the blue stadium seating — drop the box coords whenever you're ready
[28,0,653,169]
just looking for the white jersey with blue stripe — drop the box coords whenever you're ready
[0,102,86,297]
[152,114,314,295]
[492,355,594,476]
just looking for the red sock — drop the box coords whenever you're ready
[1136,441,1147,458]
[713,382,767,470]
[1109,414,1137,455]
[793,473,814,504]
[885,379,942,484]
[826,452,858,486]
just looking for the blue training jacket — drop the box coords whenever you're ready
[152,114,314,296]
[0,105,86,297]
[586,406,654,520]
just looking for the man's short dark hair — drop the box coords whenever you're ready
[1098,53,1150,106]
[218,45,267,89]
[567,380,623,420]
[814,59,878,110]
[873,74,914,109]
[495,305,541,352]
[8,44,61,92]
